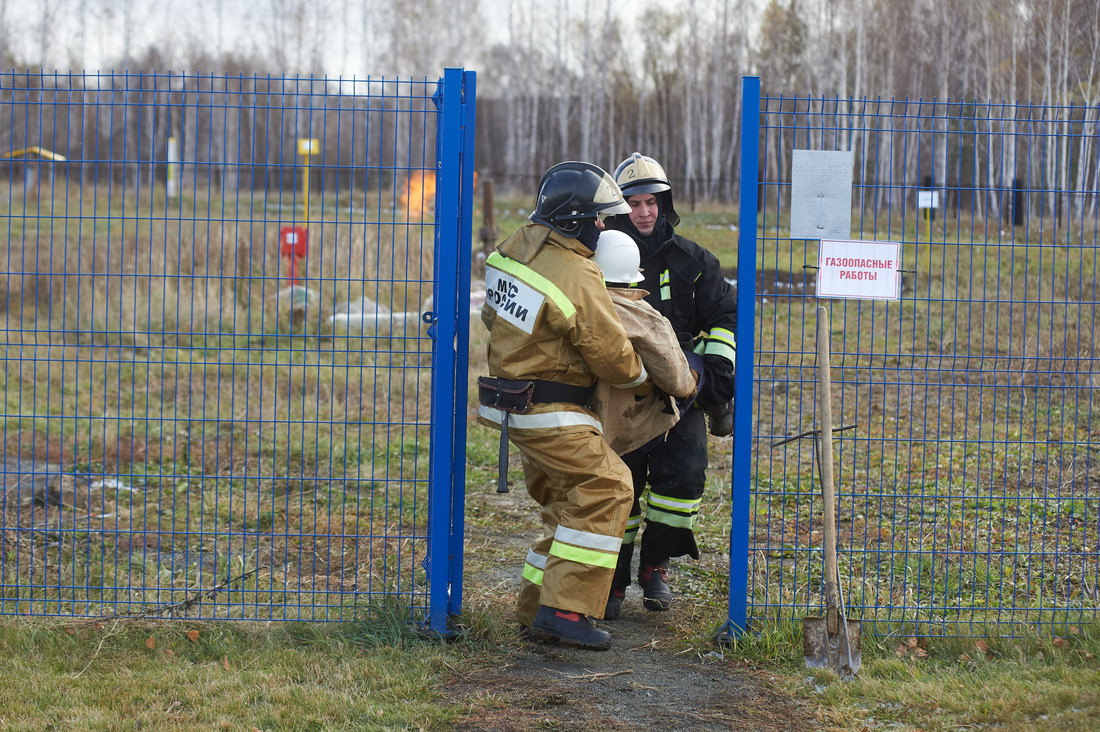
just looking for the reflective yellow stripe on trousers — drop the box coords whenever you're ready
[522,549,547,586]
[645,492,702,529]
[548,525,622,569]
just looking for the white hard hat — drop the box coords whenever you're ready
[593,230,645,284]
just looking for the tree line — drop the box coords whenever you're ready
[2,0,1100,215]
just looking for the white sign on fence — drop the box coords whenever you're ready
[790,150,854,241]
[817,239,902,301]
[918,190,939,209]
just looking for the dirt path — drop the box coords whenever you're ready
[447,482,822,730]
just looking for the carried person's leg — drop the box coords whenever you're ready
[605,443,651,619]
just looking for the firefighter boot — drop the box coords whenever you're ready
[604,544,634,620]
[639,563,673,612]
[605,589,626,620]
[532,605,612,650]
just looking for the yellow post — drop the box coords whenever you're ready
[297,138,319,225]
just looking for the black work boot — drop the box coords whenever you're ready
[639,563,672,611]
[532,605,612,650]
[604,589,626,620]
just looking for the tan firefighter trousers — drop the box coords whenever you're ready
[510,427,633,625]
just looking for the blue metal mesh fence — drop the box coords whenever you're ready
[741,87,1100,637]
[0,69,475,626]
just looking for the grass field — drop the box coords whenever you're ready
[0,184,1097,729]
[2,183,436,620]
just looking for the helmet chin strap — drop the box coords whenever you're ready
[576,220,601,251]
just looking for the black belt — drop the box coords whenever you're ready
[478,377,596,492]
[530,379,595,408]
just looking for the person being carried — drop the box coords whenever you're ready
[477,161,648,651]
[588,229,701,459]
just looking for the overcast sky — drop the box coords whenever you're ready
[2,0,563,77]
[4,1,759,81]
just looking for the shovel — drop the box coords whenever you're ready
[803,305,862,678]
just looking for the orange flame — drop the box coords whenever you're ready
[400,170,436,220]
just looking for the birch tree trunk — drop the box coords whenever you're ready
[1074,1,1100,218]
[707,0,732,201]
[578,1,593,161]
[682,0,700,206]
[932,0,953,226]
[555,0,570,161]
[223,81,241,196]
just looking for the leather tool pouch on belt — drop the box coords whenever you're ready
[478,377,535,493]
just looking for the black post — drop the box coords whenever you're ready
[1012,178,1026,227]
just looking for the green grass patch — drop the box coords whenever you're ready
[0,615,474,730]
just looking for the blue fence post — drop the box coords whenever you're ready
[424,67,475,637]
[721,75,760,641]
[449,70,477,618]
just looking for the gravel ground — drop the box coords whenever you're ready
[446,480,823,731]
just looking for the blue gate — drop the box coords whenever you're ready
[0,68,475,634]
[728,76,1100,639]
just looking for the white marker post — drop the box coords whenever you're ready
[167,136,180,199]
[917,189,938,240]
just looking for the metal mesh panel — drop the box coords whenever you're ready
[746,92,1100,637]
[0,70,473,623]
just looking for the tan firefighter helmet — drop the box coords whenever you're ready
[612,152,680,227]
[613,152,672,197]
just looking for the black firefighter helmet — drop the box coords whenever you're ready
[529,161,631,237]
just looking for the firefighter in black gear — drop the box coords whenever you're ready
[603,152,737,617]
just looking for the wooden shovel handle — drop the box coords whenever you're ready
[817,306,838,588]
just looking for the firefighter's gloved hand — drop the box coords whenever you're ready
[705,398,735,437]
[698,354,734,408]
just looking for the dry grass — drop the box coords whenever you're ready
[749,214,1100,635]
[0,181,436,619]
[0,183,434,344]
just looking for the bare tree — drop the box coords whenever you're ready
[32,0,61,69]
[385,0,484,75]
[0,0,12,67]
[254,0,328,73]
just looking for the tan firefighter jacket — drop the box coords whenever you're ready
[477,223,649,436]
[590,288,698,455]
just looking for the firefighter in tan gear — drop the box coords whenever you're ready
[477,161,648,650]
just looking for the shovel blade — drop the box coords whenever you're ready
[803,616,862,678]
